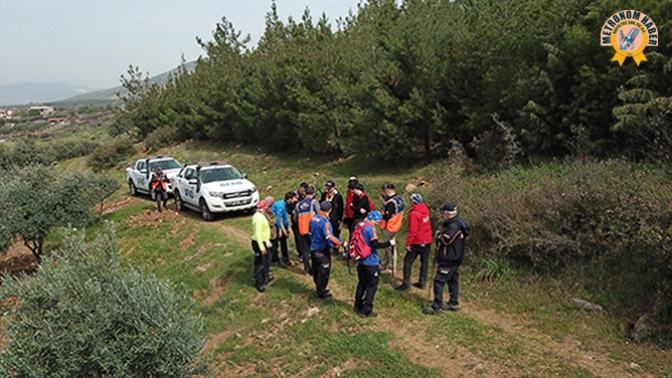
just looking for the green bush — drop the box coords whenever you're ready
[0,138,55,170]
[88,137,136,171]
[50,138,100,161]
[428,157,672,324]
[0,223,207,377]
[144,124,181,152]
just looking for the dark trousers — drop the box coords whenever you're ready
[155,189,167,208]
[311,248,331,297]
[331,220,341,239]
[402,244,431,287]
[292,223,301,257]
[252,240,271,286]
[354,264,379,315]
[432,265,460,310]
[272,235,289,262]
[297,233,312,273]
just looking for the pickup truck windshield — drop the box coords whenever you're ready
[148,159,181,171]
[200,167,243,183]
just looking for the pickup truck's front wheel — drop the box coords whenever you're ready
[129,180,138,196]
[200,200,214,222]
[175,192,184,212]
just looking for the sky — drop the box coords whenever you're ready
[0,0,362,90]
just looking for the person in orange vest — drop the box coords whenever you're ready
[150,167,168,212]
[379,183,404,275]
[294,186,320,275]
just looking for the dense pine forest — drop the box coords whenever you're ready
[113,0,671,165]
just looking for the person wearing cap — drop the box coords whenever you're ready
[319,180,344,240]
[262,196,285,269]
[423,202,471,315]
[272,191,297,267]
[309,201,345,299]
[354,210,396,318]
[379,183,404,275]
[343,177,358,236]
[395,193,433,291]
[252,200,273,292]
[150,167,168,212]
[294,186,321,275]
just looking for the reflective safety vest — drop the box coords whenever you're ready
[151,173,168,191]
[380,195,404,233]
[296,198,318,235]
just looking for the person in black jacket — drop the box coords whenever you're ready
[319,180,344,239]
[423,202,470,315]
[349,183,370,233]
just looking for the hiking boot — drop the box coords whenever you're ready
[264,276,275,285]
[422,306,442,315]
[353,307,361,315]
[157,206,163,213]
[317,292,333,300]
[442,303,460,312]
[282,258,292,266]
[395,284,410,291]
[359,311,378,318]
[255,283,266,293]
[412,282,425,289]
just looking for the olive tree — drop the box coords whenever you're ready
[0,165,121,262]
[0,223,207,377]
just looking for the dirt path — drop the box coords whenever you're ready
[208,221,652,378]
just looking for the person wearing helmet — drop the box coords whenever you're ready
[252,200,274,292]
[353,210,396,318]
[423,202,470,315]
[395,193,433,291]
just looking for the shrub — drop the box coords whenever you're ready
[144,124,181,152]
[429,157,672,324]
[88,137,136,171]
[0,223,207,377]
[50,138,100,161]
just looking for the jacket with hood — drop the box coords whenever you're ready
[406,202,433,248]
[436,216,470,267]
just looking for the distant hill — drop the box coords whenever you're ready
[52,61,198,108]
[0,83,97,107]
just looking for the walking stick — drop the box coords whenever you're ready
[391,242,397,279]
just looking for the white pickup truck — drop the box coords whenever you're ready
[172,160,260,221]
[125,155,182,200]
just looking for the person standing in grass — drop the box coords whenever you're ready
[252,200,273,293]
[294,186,320,275]
[272,191,296,267]
[263,196,284,269]
[379,183,404,275]
[290,182,309,262]
[319,180,344,240]
[349,183,371,233]
[354,210,395,318]
[309,201,344,299]
[423,202,470,315]
[150,167,168,212]
[396,193,433,291]
[343,177,358,237]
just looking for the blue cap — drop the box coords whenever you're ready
[410,193,423,204]
[366,210,383,222]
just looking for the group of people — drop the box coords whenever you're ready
[250,177,471,317]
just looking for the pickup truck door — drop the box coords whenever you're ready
[135,160,150,191]
[182,168,198,206]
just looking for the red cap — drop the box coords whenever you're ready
[256,200,268,209]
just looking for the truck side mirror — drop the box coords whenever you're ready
[242,173,248,179]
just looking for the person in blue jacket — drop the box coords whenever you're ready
[309,201,344,299]
[272,191,297,267]
[353,210,396,318]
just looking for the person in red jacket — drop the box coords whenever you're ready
[395,193,433,291]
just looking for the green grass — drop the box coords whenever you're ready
[36,139,672,377]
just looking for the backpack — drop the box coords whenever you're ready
[348,221,372,261]
[360,192,376,214]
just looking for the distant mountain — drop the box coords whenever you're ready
[0,83,97,107]
[52,61,198,108]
